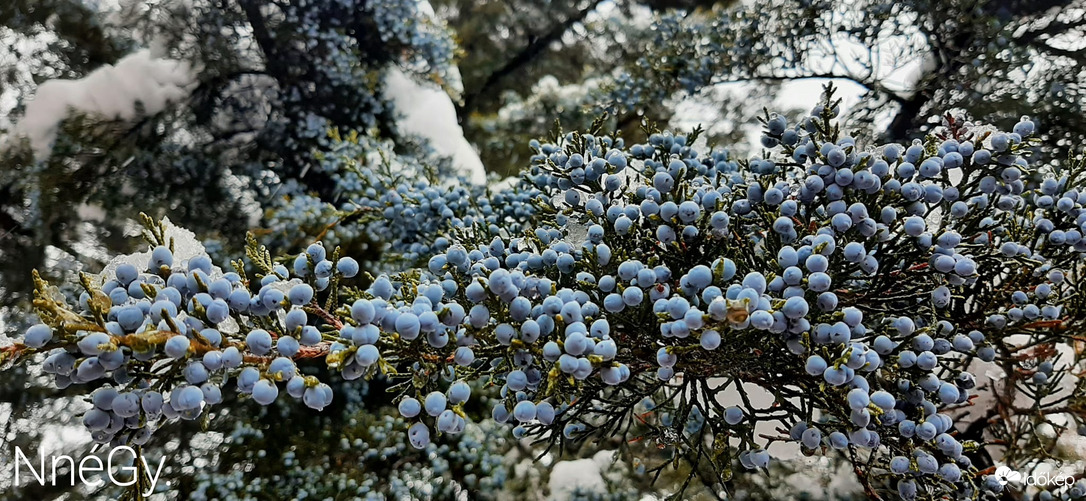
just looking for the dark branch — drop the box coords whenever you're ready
[882,0,1078,141]
[458,0,606,118]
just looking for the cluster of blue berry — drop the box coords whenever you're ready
[11,88,1086,499]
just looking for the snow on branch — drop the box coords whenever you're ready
[383,66,486,184]
[14,49,196,159]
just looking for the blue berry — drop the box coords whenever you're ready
[24,324,53,348]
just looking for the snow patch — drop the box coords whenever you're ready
[547,450,615,499]
[97,216,212,284]
[383,66,486,184]
[14,49,196,159]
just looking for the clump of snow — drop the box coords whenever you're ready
[14,49,196,159]
[97,216,212,284]
[562,220,589,248]
[383,66,485,184]
[93,218,247,335]
[547,450,616,499]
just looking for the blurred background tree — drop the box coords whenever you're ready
[0,0,1082,499]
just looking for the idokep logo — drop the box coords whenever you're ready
[994,465,1074,487]
[993,466,1022,485]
